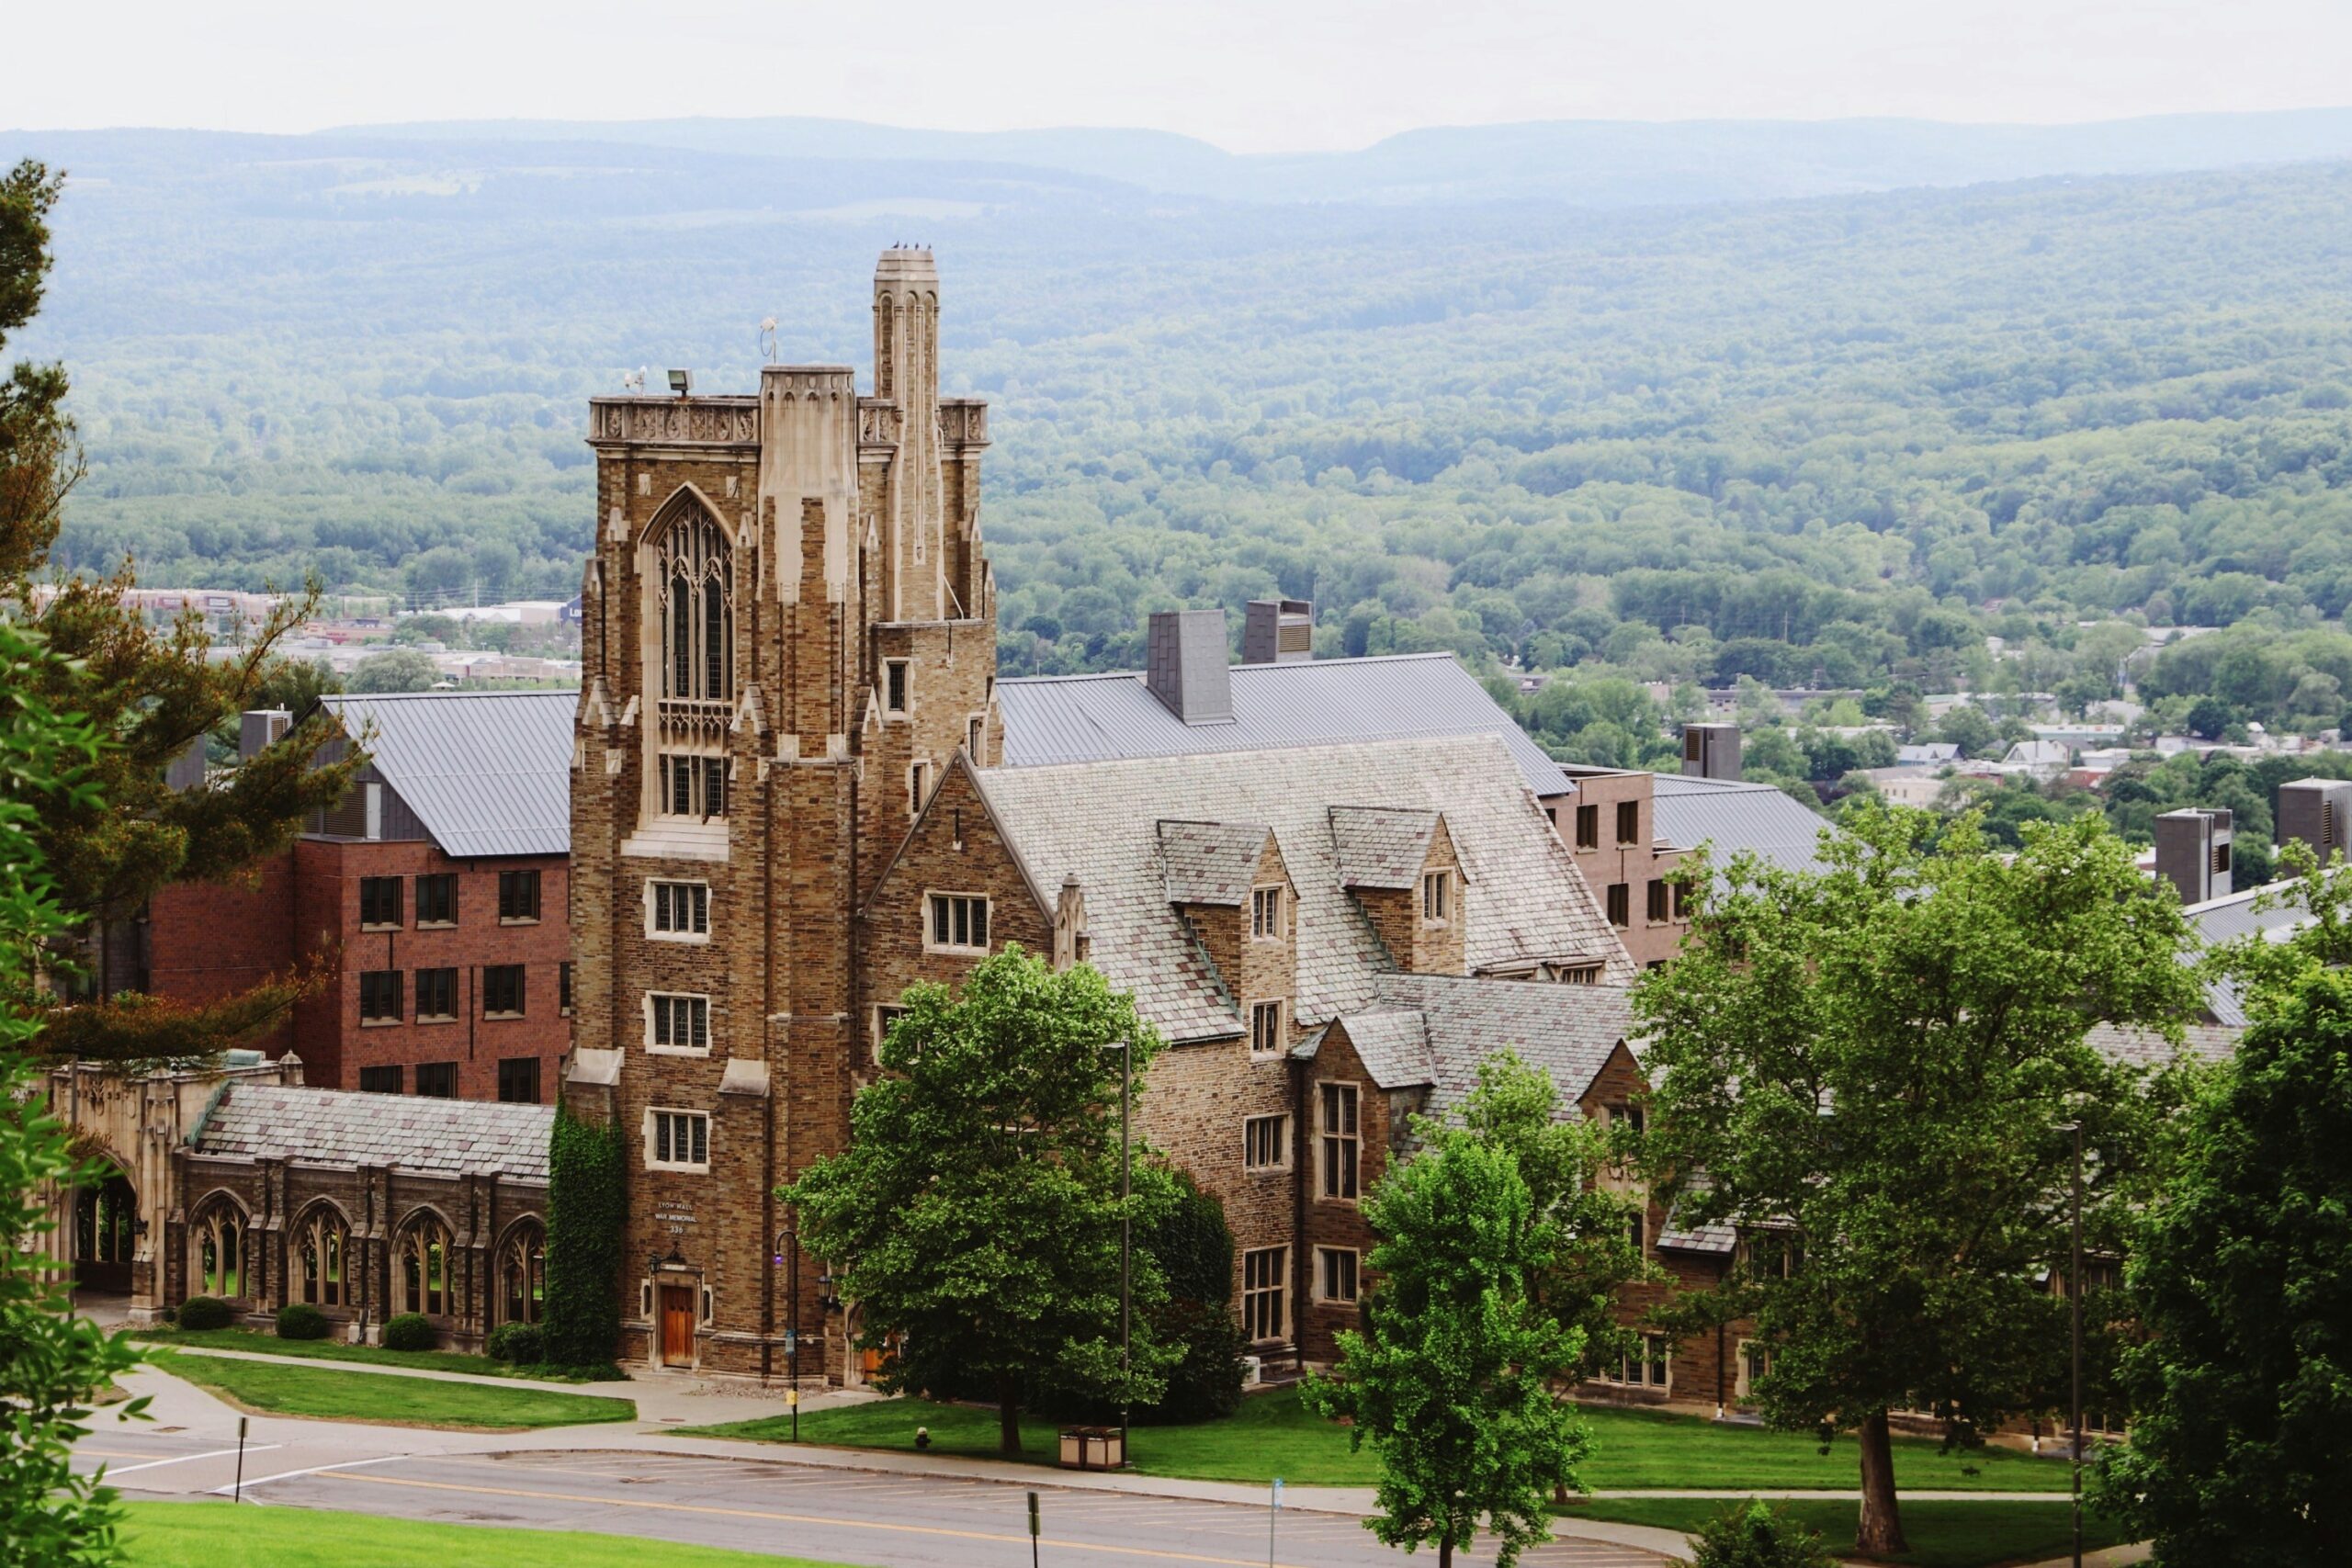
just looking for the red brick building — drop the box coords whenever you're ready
[147,690,574,1103]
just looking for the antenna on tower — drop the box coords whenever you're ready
[620,367,646,392]
[759,316,780,363]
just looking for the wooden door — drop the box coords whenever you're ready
[660,1285,695,1366]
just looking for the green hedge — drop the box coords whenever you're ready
[274,1303,330,1340]
[177,1296,233,1331]
[381,1313,437,1351]
[544,1102,626,1370]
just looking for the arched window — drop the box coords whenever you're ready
[297,1207,350,1309]
[193,1203,243,1300]
[500,1223,546,1325]
[398,1213,453,1317]
[651,501,732,819]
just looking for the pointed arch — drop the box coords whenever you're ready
[640,485,735,820]
[187,1191,251,1302]
[394,1205,457,1318]
[290,1199,354,1309]
[493,1217,546,1326]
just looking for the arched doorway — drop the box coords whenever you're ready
[74,1164,137,1294]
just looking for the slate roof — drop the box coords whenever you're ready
[2087,1021,2242,1069]
[1374,972,1636,1115]
[319,690,575,859]
[1650,773,1829,874]
[996,653,1574,800]
[1328,807,1441,891]
[1329,1009,1438,1090]
[188,1083,553,1181]
[1157,820,1273,907]
[973,735,1635,1044]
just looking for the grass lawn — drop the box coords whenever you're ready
[1569,1496,2130,1568]
[130,1325,612,1382]
[681,1386,2070,1493]
[149,1350,636,1430]
[122,1501,865,1567]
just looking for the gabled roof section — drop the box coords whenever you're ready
[1329,806,1441,891]
[997,652,1573,799]
[1375,971,1636,1116]
[1651,772,1828,874]
[318,690,575,859]
[188,1083,554,1181]
[1331,1009,1438,1089]
[972,735,1634,1044]
[1157,820,1274,908]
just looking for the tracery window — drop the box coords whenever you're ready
[652,502,732,818]
[399,1213,454,1316]
[500,1224,546,1325]
[193,1204,243,1299]
[297,1207,349,1308]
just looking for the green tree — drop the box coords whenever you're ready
[1634,804,2199,1555]
[0,615,147,1568]
[2093,968,2352,1564]
[782,948,1175,1453]
[347,649,443,694]
[1306,1133,1589,1568]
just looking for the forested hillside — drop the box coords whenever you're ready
[6,126,2352,721]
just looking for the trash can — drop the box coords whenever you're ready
[1057,1426,1125,1470]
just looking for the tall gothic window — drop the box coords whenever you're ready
[399,1213,454,1316]
[193,1203,243,1299]
[500,1223,547,1325]
[298,1206,350,1308]
[652,502,733,818]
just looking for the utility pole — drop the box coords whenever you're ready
[2069,1119,2084,1568]
[777,1226,802,1443]
[1113,1040,1132,1466]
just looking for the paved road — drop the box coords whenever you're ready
[78,1421,1674,1568]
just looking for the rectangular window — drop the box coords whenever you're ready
[650,1110,710,1170]
[1671,881,1691,921]
[1607,882,1631,928]
[359,969,401,1023]
[1319,1082,1361,1201]
[1627,1206,1645,1253]
[482,964,526,1018]
[560,961,574,1015]
[498,1056,541,1104]
[359,875,402,930]
[1250,999,1284,1058]
[1646,878,1669,923]
[1242,1246,1288,1343]
[414,966,458,1021]
[499,869,542,922]
[648,992,711,1053]
[884,660,910,716]
[872,1003,911,1065]
[413,1061,458,1099]
[1250,886,1283,942]
[1616,800,1641,846]
[359,1065,402,1094]
[1612,1100,1646,1134]
[926,893,990,954]
[908,761,930,819]
[1421,870,1450,923]
[661,753,727,818]
[1574,803,1600,850]
[1317,1247,1360,1304]
[1243,1113,1289,1171]
[414,873,457,926]
[1736,1339,1774,1400]
[649,879,710,938]
[967,716,984,756]
[1600,1332,1672,1389]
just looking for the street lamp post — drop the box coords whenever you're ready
[2070,1118,2085,1568]
[776,1225,801,1443]
[1106,1039,1132,1467]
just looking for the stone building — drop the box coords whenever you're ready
[47,1054,549,1348]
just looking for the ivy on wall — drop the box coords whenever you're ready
[542,1102,625,1370]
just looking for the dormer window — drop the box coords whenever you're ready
[1250,886,1284,942]
[1421,870,1451,924]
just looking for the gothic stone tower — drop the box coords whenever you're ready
[566,249,997,1376]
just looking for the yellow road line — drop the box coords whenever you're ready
[332,1470,1331,1567]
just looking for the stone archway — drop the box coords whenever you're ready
[70,1148,138,1295]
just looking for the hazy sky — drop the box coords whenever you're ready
[15,0,2349,152]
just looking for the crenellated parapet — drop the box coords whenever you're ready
[588,396,760,448]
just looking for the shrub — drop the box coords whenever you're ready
[274,1303,330,1341]
[1691,1501,1838,1568]
[176,1296,233,1331]
[486,1322,544,1365]
[381,1313,438,1352]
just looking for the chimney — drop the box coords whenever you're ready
[240,709,291,761]
[2277,778,2352,868]
[2154,807,2233,905]
[1146,609,1234,727]
[165,733,209,792]
[1242,598,1315,665]
[1682,722,1741,781]
[1054,874,1091,970]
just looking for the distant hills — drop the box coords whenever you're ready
[327,107,2352,207]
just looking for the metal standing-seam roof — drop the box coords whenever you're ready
[973,735,1635,1044]
[2180,881,2314,1027]
[1650,772,1830,874]
[318,690,576,859]
[188,1083,554,1180]
[996,653,1574,800]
